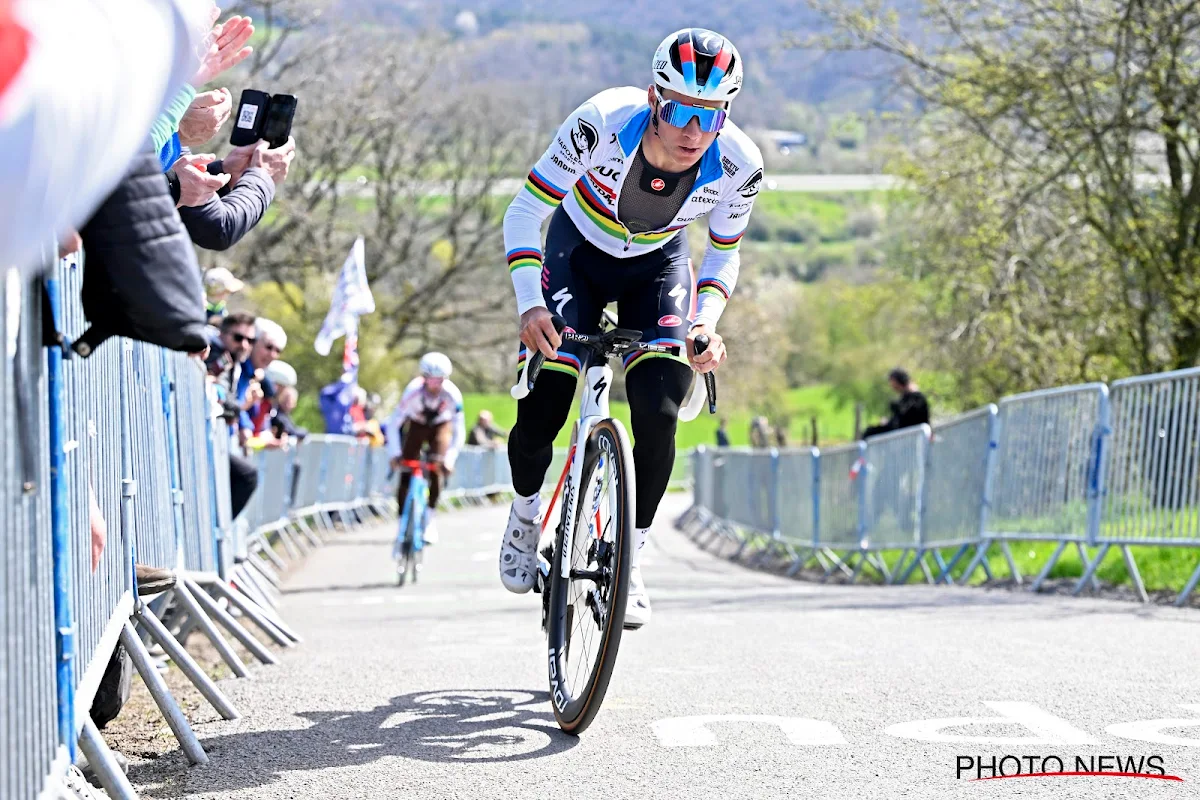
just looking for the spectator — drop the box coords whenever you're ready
[862,368,931,439]
[236,318,286,447]
[774,422,788,448]
[749,416,769,449]
[205,312,256,403]
[0,0,210,278]
[170,137,296,252]
[270,385,308,442]
[152,12,254,171]
[715,417,730,447]
[468,410,508,448]
[203,267,245,325]
[178,88,232,148]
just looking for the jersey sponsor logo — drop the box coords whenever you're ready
[703,185,720,195]
[738,168,763,198]
[651,177,666,191]
[586,173,615,203]
[721,155,739,177]
[556,136,583,164]
[552,287,573,316]
[691,195,718,205]
[550,152,573,172]
[571,118,599,158]
[658,314,683,328]
[668,282,688,312]
[729,210,749,219]
[594,165,621,180]
[607,155,624,166]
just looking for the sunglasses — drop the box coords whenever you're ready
[654,88,727,133]
[229,332,256,345]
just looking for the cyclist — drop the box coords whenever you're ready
[385,353,466,544]
[498,28,762,628]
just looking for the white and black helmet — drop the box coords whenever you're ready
[419,352,453,379]
[652,28,743,104]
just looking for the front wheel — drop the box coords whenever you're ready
[546,418,635,735]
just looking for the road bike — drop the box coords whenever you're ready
[392,458,431,587]
[511,313,716,734]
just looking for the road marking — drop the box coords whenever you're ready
[1109,705,1200,746]
[885,702,1098,745]
[652,715,849,747]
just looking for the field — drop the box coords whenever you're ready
[461,383,859,450]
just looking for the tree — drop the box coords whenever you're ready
[203,0,541,394]
[809,0,1200,400]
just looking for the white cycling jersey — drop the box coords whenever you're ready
[503,86,764,329]
[384,377,466,468]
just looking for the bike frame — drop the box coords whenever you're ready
[395,460,429,553]
[554,364,622,575]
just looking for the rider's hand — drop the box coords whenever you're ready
[686,325,726,375]
[519,306,561,360]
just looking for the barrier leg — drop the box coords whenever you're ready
[293,517,323,547]
[119,622,208,765]
[78,719,139,800]
[1077,542,1102,591]
[206,579,298,646]
[234,566,279,612]
[172,581,249,678]
[896,549,924,585]
[848,553,867,583]
[183,578,279,666]
[1175,557,1200,606]
[135,606,240,720]
[252,539,288,572]
[890,549,913,584]
[785,549,815,577]
[999,541,1023,584]
[1071,542,1110,596]
[242,553,282,589]
[272,527,303,561]
[1120,546,1149,604]
[935,544,972,584]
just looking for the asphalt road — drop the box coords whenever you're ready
[129,496,1200,799]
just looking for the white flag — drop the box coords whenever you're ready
[314,237,375,356]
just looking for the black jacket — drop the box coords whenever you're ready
[178,167,275,251]
[74,151,208,356]
[888,390,930,430]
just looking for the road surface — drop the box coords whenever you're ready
[129,496,1200,799]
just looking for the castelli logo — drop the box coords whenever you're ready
[658,314,683,327]
[650,178,666,191]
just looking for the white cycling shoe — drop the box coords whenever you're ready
[499,498,541,593]
[624,527,651,629]
[421,519,439,544]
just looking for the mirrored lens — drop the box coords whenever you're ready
[659,101,727,132]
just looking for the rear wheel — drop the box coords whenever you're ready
[546,418,634,735]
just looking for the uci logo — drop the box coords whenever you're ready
[594,166,620,180]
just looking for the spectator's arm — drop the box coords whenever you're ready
[177,167,275,251]
[149,84,197,156]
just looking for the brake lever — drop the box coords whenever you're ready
[693,334,717,414]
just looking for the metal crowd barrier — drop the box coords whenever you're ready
[682,375,1200,604]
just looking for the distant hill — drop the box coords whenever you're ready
[331,0,921,124]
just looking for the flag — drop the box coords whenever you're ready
[314,237,374,356]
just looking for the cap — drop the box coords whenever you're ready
[204,267,245,293]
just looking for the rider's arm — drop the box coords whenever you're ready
[693,172,762,329]
[445,385,467,470]
[502,100,601,315]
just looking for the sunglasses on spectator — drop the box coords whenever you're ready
[654,87,727,133]
[230,332,256,345]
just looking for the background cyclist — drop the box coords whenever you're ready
[385,352,466,544]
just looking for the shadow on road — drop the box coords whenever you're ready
[130,689,578,797]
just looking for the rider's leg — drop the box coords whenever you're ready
[616,233,694,627]
[420,422,453,543]
[397,421,432,523]
[501,208,604,592]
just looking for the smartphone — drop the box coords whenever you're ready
[230,89,271,146]
[262,94,297,149]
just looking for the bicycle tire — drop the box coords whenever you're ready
[546,418,634,735]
